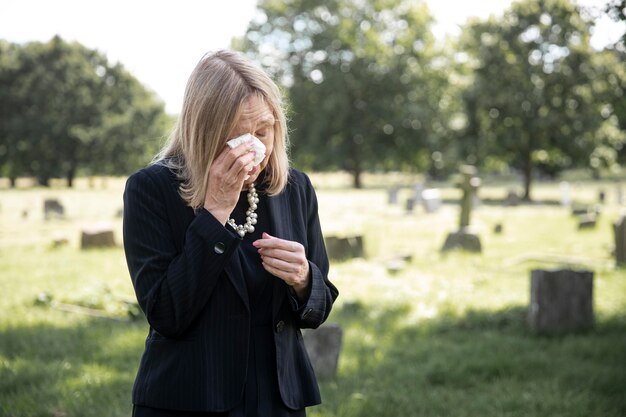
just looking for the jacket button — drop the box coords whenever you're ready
[214,242,226,254]
[275,320,285,333]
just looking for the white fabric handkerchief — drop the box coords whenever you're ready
[226,133,266,166]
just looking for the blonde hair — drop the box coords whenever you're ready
[154,50,290,209]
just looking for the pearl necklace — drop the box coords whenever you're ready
[227,183,259,237]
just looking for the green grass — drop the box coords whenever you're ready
[1,176,625,416]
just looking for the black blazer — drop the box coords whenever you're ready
[122,163,338,412]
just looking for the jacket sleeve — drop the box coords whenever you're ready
[296,173,339,329]
[123,169,241,338]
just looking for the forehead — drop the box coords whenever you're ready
[236,95,275,129]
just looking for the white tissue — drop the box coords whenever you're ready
[226,133,266,166]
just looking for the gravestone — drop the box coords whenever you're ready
[442,165,482,253]
[44,199,65,220]
[413,183,425,204]
[613,214,626,266]
[616,184,623,205]
[504,189,520,206]
[388,188,399,205]
[528,269,594,333]
[385,253,413,274]
[81,224,116,249]
[302,324,342,379]
[421,189,441,213]
[578,214,597,229]
[52,234,69,248]
[325,235,364,261]
[598,189,606,204]
[405,197,415,214]
[494,223,503,234]
[559,181,571,207]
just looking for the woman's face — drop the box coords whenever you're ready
[229,94,275,187]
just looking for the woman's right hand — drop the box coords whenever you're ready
[203,140,257,225]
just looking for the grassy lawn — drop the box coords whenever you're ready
[1,175,625,416]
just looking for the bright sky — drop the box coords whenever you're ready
[1,0,623,114]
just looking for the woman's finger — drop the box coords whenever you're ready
[261,255,299,274]
[258,248,301,263]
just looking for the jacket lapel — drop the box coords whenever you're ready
[267,187,293,319]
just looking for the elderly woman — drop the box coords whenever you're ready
[123,50,338,417]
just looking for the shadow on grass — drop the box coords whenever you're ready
[316,302,626,417]
[0,317,146,417]
[1,303,625,417]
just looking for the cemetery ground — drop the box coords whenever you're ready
[1,174,625,417]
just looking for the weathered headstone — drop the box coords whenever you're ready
[405,197,415,214]
[413,183,425,204]
[421,189,441,213]
[52,233,69,248]
[505,189,520,206]
[559,181,571,207]
[81,224,116,249]
[494,223,503,234]
[302,324,342,379]
[578,214,597,229]
[528,269,594,333]
[385,253,413,274]
[598,189,606,204]
[388,188,399,205]
[325,235,364,261]
[442,166,482,253]
[44,199,64,220]
[613,214,626,266]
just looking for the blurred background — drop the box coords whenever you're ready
[1,0,625,416]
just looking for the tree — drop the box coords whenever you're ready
[238,0,453,187]
[459,0,614,200]
[0,36,168,186]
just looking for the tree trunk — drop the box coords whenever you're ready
[37,175,50,187]
[67,168,75,188]
[523,158,532,201]
[352,168,362,189]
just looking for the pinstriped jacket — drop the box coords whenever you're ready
[122,163,338,412]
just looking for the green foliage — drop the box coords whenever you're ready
[0,36,169,186]
[238,0,455,187]
[458,0,624,199]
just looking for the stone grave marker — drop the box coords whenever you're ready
[613,213,626,266]
[413,183,425,204]
[388,188,399,205]
[302,323,343,379]
[81,224,116,249]
[405,197,415,214]
[421,189,441,213]
[325,235,364,261]
[578,214,597,229]
[616,184,623,205]
[441,165,482,253]
[52,233,69,248]
[504,189,520,206]
[528,268,594,333]
[559,181,571,207]
[44,199,65,220]
[598,189,606,204]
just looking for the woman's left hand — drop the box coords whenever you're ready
[253,232,310,299]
